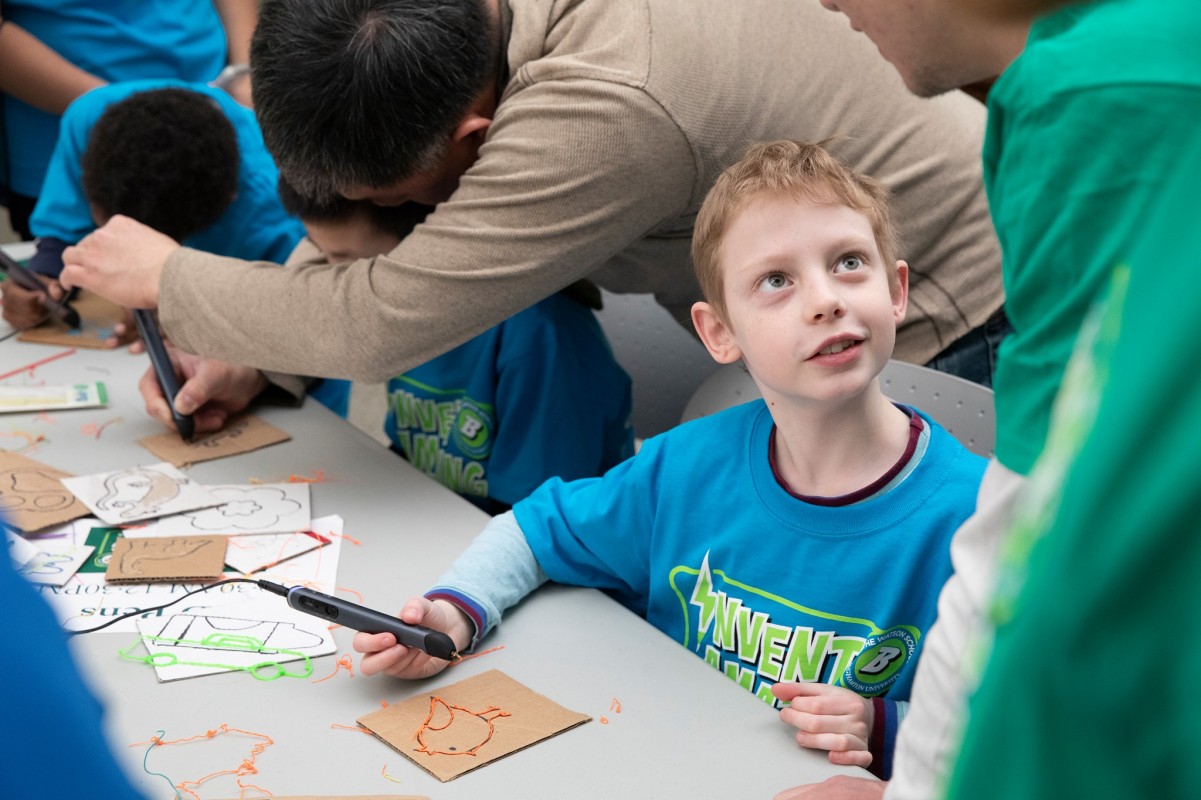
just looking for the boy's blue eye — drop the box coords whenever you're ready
[834,255,864,273]
[757,273,791,292]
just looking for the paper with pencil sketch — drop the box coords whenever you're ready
[224,530,329,575]
[121,483,311,538]
[60,462,221,525]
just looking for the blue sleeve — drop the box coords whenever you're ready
[868,697,908,780]
[512,442,659,616]
[425,511,547,649]
[0,548,146,798]
[485,301,633,506]
[28,94,104,254]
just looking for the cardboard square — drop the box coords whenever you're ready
[17,291,128,349]
[357,669,591,782]
[0,452,91,532]
[104,535,227,583]
[138,413,291,467]
[61,462,221,525]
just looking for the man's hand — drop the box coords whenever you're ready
[0,272,61,329]
[353,597,473,680]
[774,776,886,800]
[773,682,874,769]
[139,347,268,434]
[60,215,179,309]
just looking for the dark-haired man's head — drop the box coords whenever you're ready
[278,175,432,262]
[252,0,499,206]
[81,88,239,241]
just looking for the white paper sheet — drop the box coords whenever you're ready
[122,483,310,538]
[61,462,221,525]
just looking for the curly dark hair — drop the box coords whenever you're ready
[252,0,497,200]
[80,88,239,241]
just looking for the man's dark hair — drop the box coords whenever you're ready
[81,88,239,241]
[278,175,433,240]
[252,0,497,200]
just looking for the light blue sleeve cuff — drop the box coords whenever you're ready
[424,510,547,650]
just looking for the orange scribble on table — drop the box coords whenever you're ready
[34,411,57,424]
[329,722,373,735]
[80,415,123,439]
[413,696,511,757]
[600,716,609,725]
[381,763,405,784]
[287,469,325,483]
[610,697,622,714]
[0,430,44,453]
[0,347,76,381]
[447,644,505,667]
[131,723,274,800]
[311,653,355,683]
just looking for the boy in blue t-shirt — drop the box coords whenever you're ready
[0,81,349,416]
[277,180,634,514]
[352,141,986,778]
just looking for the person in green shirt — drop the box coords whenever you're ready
[778,0,1201,797]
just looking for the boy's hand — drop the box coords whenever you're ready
[138,346,268,434]
[773,682,874,769]
[353,597,473,680]
[0,273,60,329]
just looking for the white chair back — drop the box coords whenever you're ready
[680,360,995,458]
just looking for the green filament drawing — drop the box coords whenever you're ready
[120,632,313,681]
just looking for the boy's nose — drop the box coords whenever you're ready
[804,282,846,322]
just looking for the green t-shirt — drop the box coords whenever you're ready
[947,16,1201,800]
[985,0,1201,475]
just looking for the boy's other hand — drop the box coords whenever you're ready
[138,347,267,434]
[0,273,60,329]
[60,215,178,309]
[773,776,886,799]
[773,682,874,768]
[353,597,473,680]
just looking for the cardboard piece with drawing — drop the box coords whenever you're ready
[357,669,591,782]
[0,451,92,532]
[104,535,228,583]
[16,291,129,349]
[138,413,291,467]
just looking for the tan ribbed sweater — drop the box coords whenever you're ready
[161,0,1001,383]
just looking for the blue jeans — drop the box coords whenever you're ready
[924,309,1011,388]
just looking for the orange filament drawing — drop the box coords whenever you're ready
[311,653,355,683]
[329,723,373,735]
[328,530,362,546]
[0,347,76,381]
[81,415,124,439]
[448,644,505,667]
[413,696,511,757]
[600,716,609,725]
[0,430,44,453]
[131,723,275,800]
[287,469,325,483]
[34,411,57,424]
[610,698,622,714]
[381,763,405,784]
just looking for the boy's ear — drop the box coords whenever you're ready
[452,111,492,145]
[692,301,743,365]
[892,261,910,324]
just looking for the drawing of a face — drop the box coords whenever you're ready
[414,697,510,757]
[96,468,182,519]
[0,467,76,512]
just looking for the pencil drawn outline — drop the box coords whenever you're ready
[95,466,186,520]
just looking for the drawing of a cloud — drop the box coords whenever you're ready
[184,486,302,531]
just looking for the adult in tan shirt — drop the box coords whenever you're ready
[61,0,1002,431]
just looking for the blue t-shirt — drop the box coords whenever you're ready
[2,0,227,197]
[29,80,304,267]
[386,292,634,512]
[515,400,986,705]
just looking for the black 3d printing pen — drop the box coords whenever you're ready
[0,248,81,329]
[257,580,460,661]
[132,308,196,442]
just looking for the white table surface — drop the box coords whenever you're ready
[0,270,857,798]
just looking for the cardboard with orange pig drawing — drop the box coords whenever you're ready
[357,669,591,782]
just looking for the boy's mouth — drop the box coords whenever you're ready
[810,336,865,359]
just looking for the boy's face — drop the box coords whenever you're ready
[692,192,908,407]
[304,214,402,262]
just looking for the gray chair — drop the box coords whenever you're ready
[680,360,995,458]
